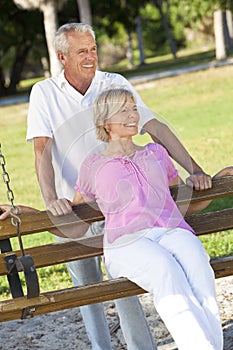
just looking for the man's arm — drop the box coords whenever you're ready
[34,137,72,216]
[143,118,212,191]
[178,166,233,216]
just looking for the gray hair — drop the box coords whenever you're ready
[53,23,96,55]
[93,88,136,142]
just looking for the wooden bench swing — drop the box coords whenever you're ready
[0,143,233,323]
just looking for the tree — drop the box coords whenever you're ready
[153,0,177,58]
[212,0,233,59]
[174,0,233,59]
[77,0,92,25]
[0,0,45,95]
[136,15,145,65]
[225,10,233,51]
[13,0,67,76]
[214,8,226,59]
[91,0,146,67]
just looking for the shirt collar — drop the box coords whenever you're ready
[57,70,105,94]
[57,70,67,89]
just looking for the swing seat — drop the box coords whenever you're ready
[0,176,233,322]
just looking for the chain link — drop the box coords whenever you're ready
[0,143,24,255]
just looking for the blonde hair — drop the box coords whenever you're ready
[93,88,136,142]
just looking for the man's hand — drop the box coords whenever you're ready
[186,172,212,191]
[46,198,72,216]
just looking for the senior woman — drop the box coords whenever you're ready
[73,88,230,350]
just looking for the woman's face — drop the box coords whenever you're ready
[106,98,140,140]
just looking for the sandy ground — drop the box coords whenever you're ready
[0,276,232,350]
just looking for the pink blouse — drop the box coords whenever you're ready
[75,143,194,243]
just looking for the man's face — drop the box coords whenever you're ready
[59,31,98,84]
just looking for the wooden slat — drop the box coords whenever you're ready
[0,208,233,276]
[0,278,144,322]
[210,255,233,278]
[0,254,232,322]
[171,175,233,204]
[186,208,233,235]
[0,237,103,276]
[0,202,103,239]
[0,176,232,239]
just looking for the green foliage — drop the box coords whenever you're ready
[91,0,144,32]
[175,0,213,28]
[140,4,166,54]
[0,0,46,94]
[139,2,186,55]
[200,231,233,258]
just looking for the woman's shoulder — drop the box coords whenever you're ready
[82,153,102,166]
[82,153,113,172]
[145,142,167,155]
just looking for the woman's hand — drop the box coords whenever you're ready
[0,204,39,220]
[0,205,12,220]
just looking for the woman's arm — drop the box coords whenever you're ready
[0,204,39,220]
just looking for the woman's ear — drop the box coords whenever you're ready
[104,124,110,133]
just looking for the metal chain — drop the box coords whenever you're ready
[0,143,25,256]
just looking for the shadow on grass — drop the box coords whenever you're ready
[108,49,217,78]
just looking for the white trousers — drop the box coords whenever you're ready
[104,227,223,350]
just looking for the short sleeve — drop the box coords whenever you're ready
[74,156,96,200]
[160,145,178,182]
[26,83,53,142]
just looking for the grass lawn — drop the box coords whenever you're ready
[0,64,232,298]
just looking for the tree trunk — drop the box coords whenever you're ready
[226,10,233,52]
[41,0,61,76]
[126,30,133,69]
[136,15,145,66]
[0,66,7,96]
[214,9,227,60]
[7,40,32,94]
[77,0,92,25]
[154,0,177,59]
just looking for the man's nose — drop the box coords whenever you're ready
[86,51,95,59]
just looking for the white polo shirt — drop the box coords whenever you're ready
[27,70,155,200]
